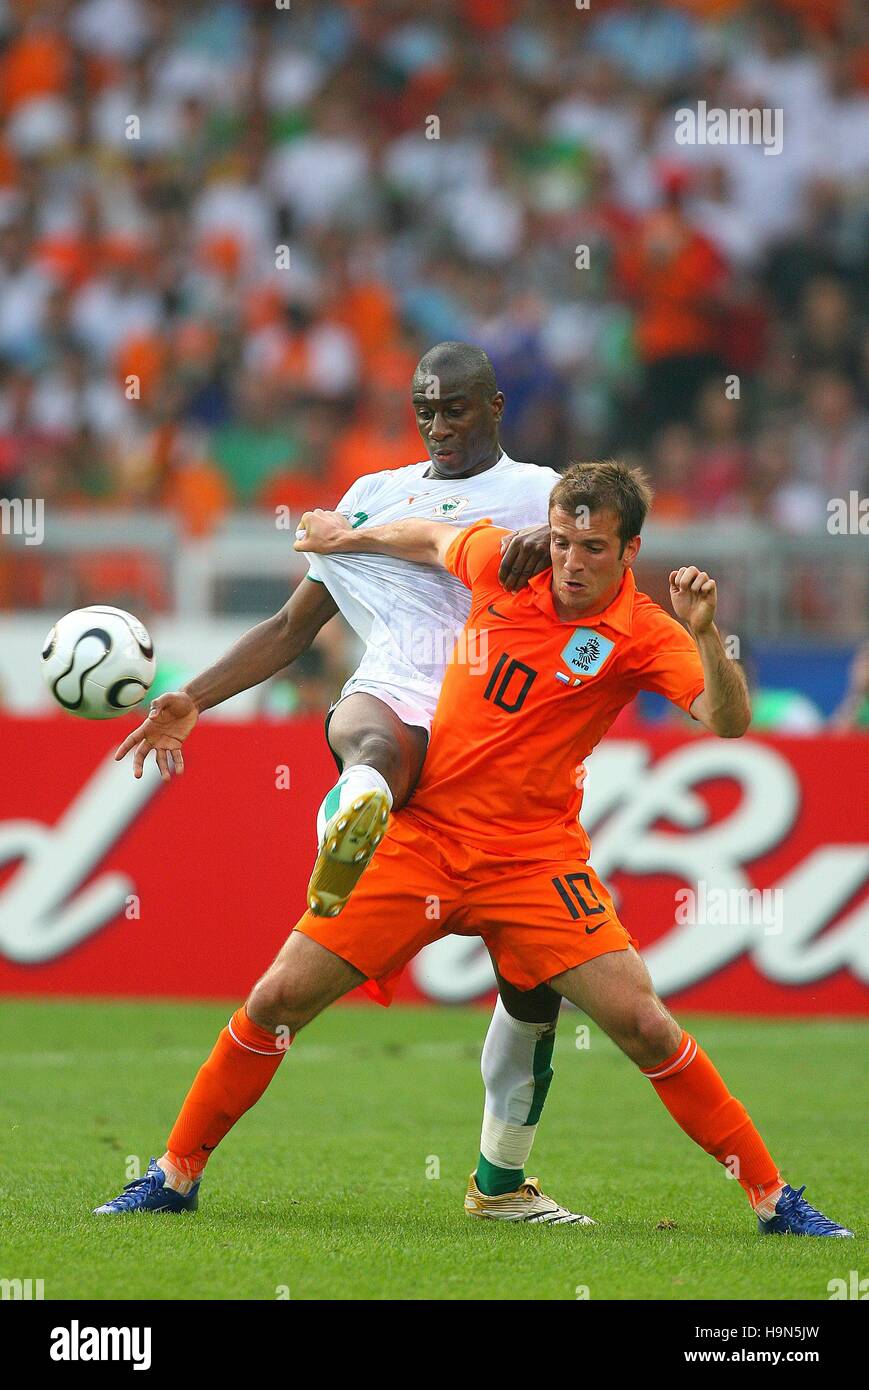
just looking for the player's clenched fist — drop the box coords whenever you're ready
[294,509,353,554]
[114,691,198,782]
[669,565,717,635]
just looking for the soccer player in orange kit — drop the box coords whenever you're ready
[94,461,852,1237]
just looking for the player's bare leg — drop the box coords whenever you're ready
[307,692,428,916]
[548,947,852,1236]
[465,970,594,1225]
[247,930,366,1032]
[94,933,362,1213]
[550,947,681,1068]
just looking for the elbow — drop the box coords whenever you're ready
[715,706,752,738]
[425,533,451,568]
[277,610,308,664]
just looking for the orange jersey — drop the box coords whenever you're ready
[403,521,706,860]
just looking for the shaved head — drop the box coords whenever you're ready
[412,341,498,400]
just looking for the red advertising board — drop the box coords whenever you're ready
[0,714,866,1013]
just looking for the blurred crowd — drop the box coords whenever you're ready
[0,0,867,556]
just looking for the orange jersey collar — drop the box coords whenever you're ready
[526,565,636,636]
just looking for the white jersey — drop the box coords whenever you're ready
[306,452,559,708]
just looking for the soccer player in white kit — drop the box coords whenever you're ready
[115,342,590,1223]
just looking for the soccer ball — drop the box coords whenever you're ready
[41,605,157,720]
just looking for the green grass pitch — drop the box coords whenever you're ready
[1,1000,864,1301]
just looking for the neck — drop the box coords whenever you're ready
[425,445,502,481]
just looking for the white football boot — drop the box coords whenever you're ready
[306,788,390,916]
[464,1173,596,1225]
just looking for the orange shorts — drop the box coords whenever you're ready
[296,811,637,1004]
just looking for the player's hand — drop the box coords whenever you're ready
[669,566,717,635]
[498,524,551,591]
[293,509,353,554]
[114,691,199,782]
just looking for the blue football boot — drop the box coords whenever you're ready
[93,1158,199,1215]
[758,1184,853,1237]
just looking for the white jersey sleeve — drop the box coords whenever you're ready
[335,473,379,522]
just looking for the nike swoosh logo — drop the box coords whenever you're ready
[585,923,604,935]
[487,603,510,620]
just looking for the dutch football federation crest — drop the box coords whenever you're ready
[560,628,615,678]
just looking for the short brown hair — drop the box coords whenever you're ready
[549,459,653,548]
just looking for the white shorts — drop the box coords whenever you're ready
[331,679,436,738]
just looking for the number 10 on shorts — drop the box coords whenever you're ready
[551,872,606,921]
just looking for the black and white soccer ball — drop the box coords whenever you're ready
[41,605,157,720]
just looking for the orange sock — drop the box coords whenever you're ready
[161,1007,289,1185]
[641,1030,782,1209]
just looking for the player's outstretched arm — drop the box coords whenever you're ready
[294,509,461,568]
[670,565,751,738]
[114,578,338,781]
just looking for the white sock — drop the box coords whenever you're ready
[478,996,558,1175]
[156,1154,197,1195]
[316,765,393,847]
[753,1183,786,1220]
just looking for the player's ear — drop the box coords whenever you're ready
[622,535,641,567]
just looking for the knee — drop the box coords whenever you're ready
[497,977,562,1027]
[347,728,402,781]
[481,1004,556,1089]
[247,968,318,1034]
[616,996,680,1067]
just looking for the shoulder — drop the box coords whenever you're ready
[501,458,561,488]
[361,460,428,490]
[626,590,694,657]
[490,460,560,517]
[445,520,512,588]
[632,589,672,630]
[621,584,705,707]
[340,461,427,507]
